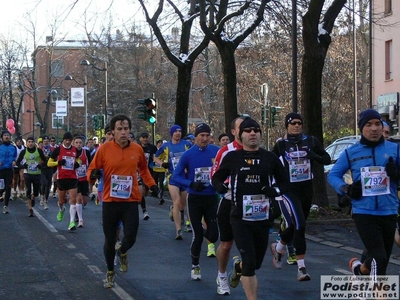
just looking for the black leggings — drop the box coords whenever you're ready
[152,171,165,199]
[41,168,53,200]
[278,192,307,255]
[352,214,396,275]
[0,169,13,206]
[24,173,41,199]
[231,218,270,276]
[102,202,139,271]
[187,194,219,266]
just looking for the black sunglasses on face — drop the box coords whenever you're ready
[289,121,303,126]
[242,127,261,133]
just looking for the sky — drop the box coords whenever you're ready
[2,0,152,45]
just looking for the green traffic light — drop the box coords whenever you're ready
[149,116,156,124]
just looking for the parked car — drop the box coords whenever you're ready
[324,135,361,209]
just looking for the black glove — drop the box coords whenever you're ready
[37,164,42,169]
[347,180,362,200]
[338,194,351,208]
[386,157,399,180]
[307,149,322,163]
[90,169,102,180]
[22,163,28,169]
[261,186,280,197]
[74,162,81,169]
[190,182,207,192]
[150,185,160,197]
[58,159,66,166]
[214,183,228,194]
[162,162,170,169]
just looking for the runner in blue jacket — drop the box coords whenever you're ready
[328,109,400,276]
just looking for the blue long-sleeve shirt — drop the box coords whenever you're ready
[171,143,220,195]
[0,143,17,170]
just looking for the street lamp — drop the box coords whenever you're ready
[42,99,63,141]
[80,59,108,124]
[65,75,87,139]
[35,122,42,141]
[26,109,35,140]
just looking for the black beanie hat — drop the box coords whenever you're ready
[239,117,262,138]
[285,112,303,128]
[63,132,73,140]
[357,109,382,131]
[195,123,211,137]
[1,130,10,138]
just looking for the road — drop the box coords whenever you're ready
[0,194,399,300]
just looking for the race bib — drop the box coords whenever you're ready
[27,162,38,173]
[0,179,4,189]
[110,174,133,199]
[242,194,269,221]
[61,156,75,170]
[171,156,180,170]
[194,167,211,185]
[360,166,390,196]
[289,159,311,183]
[77,164,87,178]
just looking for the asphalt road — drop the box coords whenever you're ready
[0,194,399,300]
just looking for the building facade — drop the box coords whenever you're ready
[372,0,400,129]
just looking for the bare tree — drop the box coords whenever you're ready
[199,0,271,136]
[138,0,210,135]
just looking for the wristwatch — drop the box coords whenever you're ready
[273,187,281,195]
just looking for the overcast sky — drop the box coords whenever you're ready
[2,0,151,44]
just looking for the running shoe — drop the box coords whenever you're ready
[44,201,49,210]
[78,220,84,228]
[169,205,174,222]
[117,251,128,272]
[52,192,56,198]
[57,205,65,222]
[40,196,44,206]
[349,257,362,275]
[184,221,192,233]
[90,193,96,202]
[191,266,201,281]
[103,271,115,288]
[175,229,183,240]
[228,256,242,288]
[68,221,77,231]
[216,276,230,295]
[159,198,165,205]
[207,243,216,257]
[3,206,9,214]
[143,211,150,220]
[297,267,311,281]
[270,243,283,269]
[28,208,34,217]
[287,253,297,265]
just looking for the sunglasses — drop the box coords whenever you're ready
[242,127,261,133]
[289,121,303,126]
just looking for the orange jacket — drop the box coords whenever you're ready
[87,140,156,203]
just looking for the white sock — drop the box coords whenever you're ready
[276,241,285,253]
[218,271,227,278]
[297,259,305,269]
[70,204,77,223]
[76,204,83,221]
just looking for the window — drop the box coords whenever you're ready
[384,0,392,16]
[385,40,393,81]
[52,113,64,129]
[51,60,64,78]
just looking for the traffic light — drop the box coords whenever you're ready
[261,105,267,125]
[92,115,105,130]
[138,98,157,124]
[270,106,282,127]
